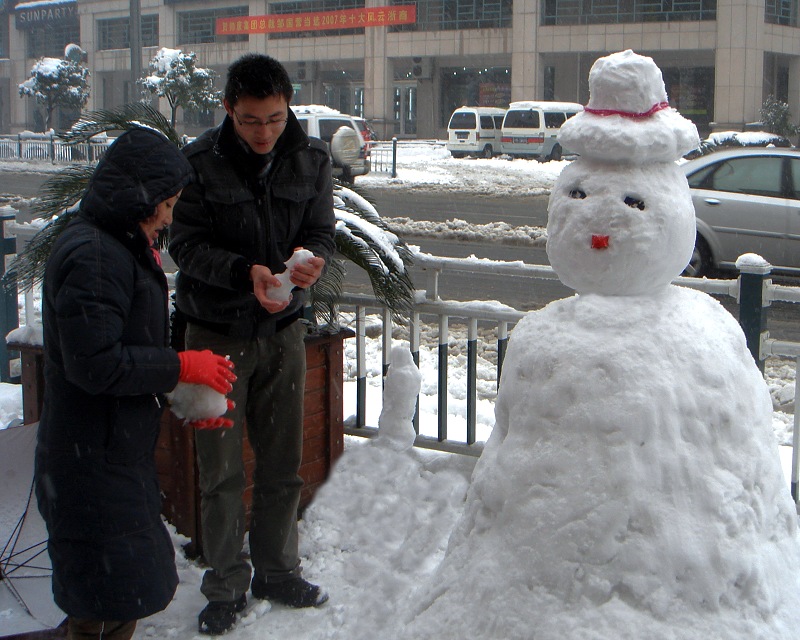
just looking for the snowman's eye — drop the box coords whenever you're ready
[624,196,645,210]
[569,189,586,199]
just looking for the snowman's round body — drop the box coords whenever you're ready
[478,287,798,636]
[401,149,800,638]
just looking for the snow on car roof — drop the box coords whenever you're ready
[508,101,584,111]
[291,105,342,115]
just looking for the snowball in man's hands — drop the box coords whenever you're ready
[266,249,315,301]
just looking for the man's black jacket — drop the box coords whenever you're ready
[169,110,336,338]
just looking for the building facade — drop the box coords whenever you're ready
[1,0,799,139]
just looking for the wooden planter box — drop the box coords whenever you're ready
[9,329,349,556]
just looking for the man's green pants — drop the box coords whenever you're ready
[186,320,307,603]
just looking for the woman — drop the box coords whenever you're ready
[35,128,236,640]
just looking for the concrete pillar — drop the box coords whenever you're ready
[713,0,765,130]
[364,1,392,139]
[511,0,539,101]
[788,56,800,134]
[9,19,29,131]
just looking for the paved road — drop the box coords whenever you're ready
[359,186,551,227]
[0,169,54,199]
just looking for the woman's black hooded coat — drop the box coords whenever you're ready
[34,128,194,621]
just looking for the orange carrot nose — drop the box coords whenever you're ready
[591,235,610,249]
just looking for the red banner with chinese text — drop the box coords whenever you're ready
[217,5,416,35]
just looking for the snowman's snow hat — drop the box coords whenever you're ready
[558,50,699,163]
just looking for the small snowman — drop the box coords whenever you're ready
[400,50,800,640]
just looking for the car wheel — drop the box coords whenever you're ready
[548,144,563,162]
[683,234,712,277]
[482,145,493,159]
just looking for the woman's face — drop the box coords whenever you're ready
[139,191,182,245]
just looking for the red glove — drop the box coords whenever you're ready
[188,416,234,429]
[178,350,236,395]
[186,399,236,430]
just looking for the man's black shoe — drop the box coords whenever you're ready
[198,594,247,635]
[251,576,329,608]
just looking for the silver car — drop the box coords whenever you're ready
[682,147,800,277]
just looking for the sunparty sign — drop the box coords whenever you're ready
[216,5,416,35]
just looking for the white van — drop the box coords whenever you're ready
[500,101,583,161]
[446,106,507,158]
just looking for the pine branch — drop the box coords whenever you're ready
[310,258,347,329]
[60,103,181,147]
[31,164,94,220]
[331,181,415,323]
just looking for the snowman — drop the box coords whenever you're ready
[400,50,800,640]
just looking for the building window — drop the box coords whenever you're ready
[765,0,799,26]
[0,14,8,58]
[184,107,215,127]
[439,66,511,126]
[177,7,248,44]
[541,0,716,25]
[97,15,159,50]
[662,66,714,137]
[26,22,81,58]
[269,0,365,39]
[391,0,512,32]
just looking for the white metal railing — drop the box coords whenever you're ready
[368,139,447,176]
[0,133,111,164]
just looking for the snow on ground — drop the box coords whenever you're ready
[357,141,567,196]
[2,144,800,639]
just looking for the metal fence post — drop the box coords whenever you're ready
[0,211,19,382]
[737,258,772,373]
[391,137,397,178]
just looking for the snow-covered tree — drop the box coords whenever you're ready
[139,48,222,128]
[18,44,90,132]
[760,94,800,138]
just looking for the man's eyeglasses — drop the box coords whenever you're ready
[232,110,288,130]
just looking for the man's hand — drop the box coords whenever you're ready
[251,264,291,313]
[289,249,325,289]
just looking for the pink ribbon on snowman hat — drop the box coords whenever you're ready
[584,101,670,119]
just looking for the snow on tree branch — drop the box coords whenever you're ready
[139,48,222,128]
[18,44,89,132]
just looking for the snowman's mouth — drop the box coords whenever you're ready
[591,235,610,250]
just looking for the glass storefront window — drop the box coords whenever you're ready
[0,14,8,58]
[662,66,714,137]
[26,22,80,58]
[270,0,365,38]
[541,0,716,25]
[97,15,159,51]
[177,7,248,44]
[765,0,799,26]
[392,84,417,135]
[391,0,512,31]
[439,67,511,127]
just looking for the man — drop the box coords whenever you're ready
[169,54,336,636]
